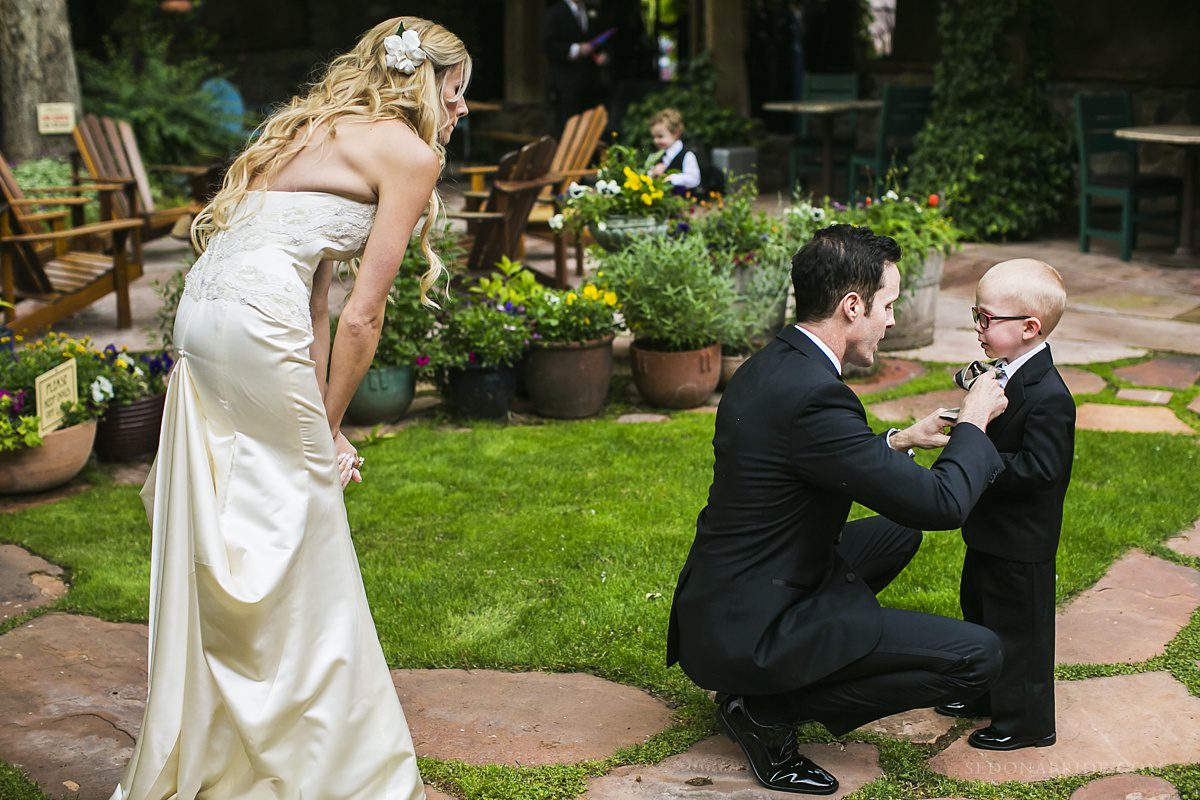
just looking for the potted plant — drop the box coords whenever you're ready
[472,258,621,419]
[553,143,688,251]
[783,190,959,351]
[437,297,530,421]
[597,234,735,409]
[0,332,110,493]
[93,344,173,461]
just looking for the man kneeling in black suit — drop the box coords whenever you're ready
[667,225,1011,794]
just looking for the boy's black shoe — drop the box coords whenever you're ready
[715,695,838,795]
[967,726,1056,751]
[934,701,990,718]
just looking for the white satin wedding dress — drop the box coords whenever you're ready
[110,191,425,800]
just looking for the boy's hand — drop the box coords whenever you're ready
[957,372,1008,431]
[891,409,952,451]
[649,163,666,177]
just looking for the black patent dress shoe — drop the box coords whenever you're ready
[934,701,990,718]
[715,695,839,795]
[968,725,1056,751]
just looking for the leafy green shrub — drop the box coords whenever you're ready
[77,35,243,166]
[620,53,756,150]
[595,234,736,351]
[907,0,1072,240]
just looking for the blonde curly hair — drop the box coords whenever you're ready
[191,16,471,303]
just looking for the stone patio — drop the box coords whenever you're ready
[0,545,66,622]
[1075,404,1195,434]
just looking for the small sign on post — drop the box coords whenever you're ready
[35,358,78,435]
[37,103,76,135]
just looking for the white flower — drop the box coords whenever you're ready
[597,179,620,196]
[567,181,588,199]
[548,213,564,230]
[811,207,826,222]
[596,220,607,231]
[885,190,899,201]
[384,29,427,75]
[133,366,144,377]
[90,375,114,404]
[116,353,133,368]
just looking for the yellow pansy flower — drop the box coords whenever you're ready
[623,166,641,190]
[566,292,577,305]
[604,291,618,306]
[583,284,599,301]
[641,193,653,205]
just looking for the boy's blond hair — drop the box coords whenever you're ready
[978,258,1067,336]
[649,108,684,135]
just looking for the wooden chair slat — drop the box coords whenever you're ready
[117,120,156,214]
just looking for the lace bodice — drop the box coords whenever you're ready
[184,191,377,328]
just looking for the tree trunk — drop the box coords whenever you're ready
[0,0,82,161]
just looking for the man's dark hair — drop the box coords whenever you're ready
[791,224,901,323]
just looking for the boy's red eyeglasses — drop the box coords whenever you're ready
[971,306,1032,330]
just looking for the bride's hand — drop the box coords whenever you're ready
[333,431,363,488]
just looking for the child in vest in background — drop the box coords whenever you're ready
[647,108,702,194]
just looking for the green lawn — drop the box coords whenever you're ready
[2,361,1199,800]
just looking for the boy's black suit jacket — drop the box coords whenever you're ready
[666,326,1004,695]
[962,346,1075,562]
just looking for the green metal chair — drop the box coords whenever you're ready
[1075,93,1181,261]
[847,84,932,204]
[787,73,860,197]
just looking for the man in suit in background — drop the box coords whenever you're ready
[541,0,606,133]
[667,224,1011,795]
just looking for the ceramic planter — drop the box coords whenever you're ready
[710,145,758,195]
[95,393,166,462]
[719,353,750,389]
[630,341,721,409]
[587,215,669,252]
[0,421,97,494]
[879,250,945,352]
[346,365,415,425]
[446,364,516,420]
[525,335,614,419]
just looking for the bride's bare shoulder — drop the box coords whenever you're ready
[335,118,438,174]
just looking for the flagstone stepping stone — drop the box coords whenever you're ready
[867,389,965,423]
[0,545,66,622]
[1166,519,1200,559]
[1075,404,1193,434]
[847,359,927,397]
[390,668,674,766]
[1189,395,1200,416]
[928,672,1200,782]
[584,736,880,799]
[1070,774,1180,800]
[1115,356,1200,390]
[1057,551,1200,664]
[1116,388,1174,404]
[618,413,670,424]
[1058,367,1107,396]
[0,613,148,800]
[862,707,954,744]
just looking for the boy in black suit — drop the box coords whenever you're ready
[938,258,1076,752]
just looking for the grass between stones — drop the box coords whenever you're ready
[1,359,1198,799]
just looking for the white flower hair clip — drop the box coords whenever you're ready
[384,24,427,75]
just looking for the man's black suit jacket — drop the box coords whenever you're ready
[667,326,1005,695]
[541,1,598,97]
[962,346,1075,562]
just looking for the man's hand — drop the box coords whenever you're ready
[891,409,952,451]
[577,41,594,57]
[956,372,1008,432]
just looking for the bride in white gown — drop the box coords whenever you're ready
[109,17,470,800]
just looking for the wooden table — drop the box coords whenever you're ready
[1115,125,1200,261]
[763,99,882,195]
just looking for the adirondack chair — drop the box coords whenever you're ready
[459,106,607,286]
[446,136,559,280]
[0,165,144,334]
[72,114,215,255]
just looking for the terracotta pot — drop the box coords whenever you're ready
[630,341,721,409]
[525,335,614,419]
[0,421,97,495]
[446,364,516,420]
[879,250,944,352]
[719,353,750,389]
[346,365,414,425]
[159,0,194,12]
[95,394,166,462]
